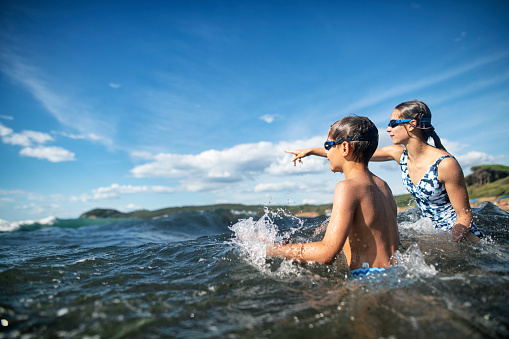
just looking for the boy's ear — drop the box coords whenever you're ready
[342,141,351,156]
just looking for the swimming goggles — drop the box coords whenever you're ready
[388,118,431,128]
[324,133,378,150]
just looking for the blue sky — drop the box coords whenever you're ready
[1,0,508,221]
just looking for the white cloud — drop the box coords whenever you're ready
[131,142,279,180]
[265,152,328,176]
[130,136,327,192]
[130,151,156,160]
[441,138,464,154]
[0,115,14,120]
[456,151,499,168]
[122,203,143,212]
[260,114,276,123]
[20,146,76,162]
[109,83,121,89]
[0,197,14,204]
[72,183,178,202]
[302,199,317,205]
[0,122,13,137]
[2,129,53,147]
[254,181,308,193]
[0,189,26,196]
[1,122,75,162]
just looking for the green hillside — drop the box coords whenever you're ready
[80,203,335,220]
[467,176,509,199]
[465,164,509,198]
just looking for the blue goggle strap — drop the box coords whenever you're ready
[325,133,378,149]
[388,118,432,127]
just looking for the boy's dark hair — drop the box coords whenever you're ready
[395,100,447,151]
[328,115,378,165]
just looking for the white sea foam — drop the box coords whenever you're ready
[398,217,433,233]
[393,243,437,278]
[230,209,258,216]
[75,257,96,263]
[0,216,56,232]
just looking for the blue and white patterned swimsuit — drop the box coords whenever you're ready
[400,148,482,236]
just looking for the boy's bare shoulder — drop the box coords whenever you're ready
[373,174,392,191]
[335,177,361,191]
[334,176,371,200]
[333,179,362,201]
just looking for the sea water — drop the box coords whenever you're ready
[0,203,508,338]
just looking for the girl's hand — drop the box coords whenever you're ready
[285,149,307,166]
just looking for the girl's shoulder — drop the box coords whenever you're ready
[430,148,456,165]
[422,144,452,162]
[436,153,463,183]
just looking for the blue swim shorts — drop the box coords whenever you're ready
[350,266,387,278]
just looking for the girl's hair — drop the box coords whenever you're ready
[395,100,447,151]
[328,115,378,165]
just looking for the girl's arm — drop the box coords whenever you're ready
[285,144,405,166]
[370,145,404,163]
[285,148,326,166]
[438,157,477,242]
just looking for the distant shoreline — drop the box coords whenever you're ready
[80,195,509,219]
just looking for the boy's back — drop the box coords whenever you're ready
[339,171,398,270]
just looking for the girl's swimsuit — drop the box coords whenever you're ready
[400,148,482,236]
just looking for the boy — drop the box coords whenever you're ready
[268,116,399,278]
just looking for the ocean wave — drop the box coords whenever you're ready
[1,204,508,338]
[0,216,57,232]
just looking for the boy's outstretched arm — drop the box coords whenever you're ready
[267,182,356,264]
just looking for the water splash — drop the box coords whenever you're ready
[230,207,438,284]
[393,243,437,279]
[229,207,306,273]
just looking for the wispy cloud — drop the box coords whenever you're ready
[0,115,14,120]
[0,52,113,147]
[109,83,120,89]
[431,70,509,106]
[455,31,467,42]
[342,51,509,114]
[55,131,103,141]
